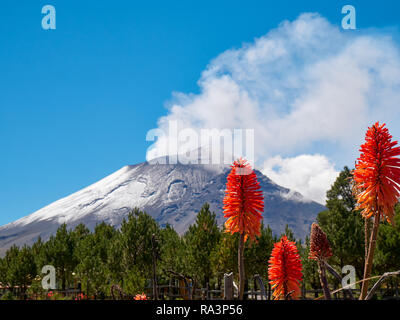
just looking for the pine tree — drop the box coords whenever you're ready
[376,204,400,274]
[93,222,118,296]
[0,255,5,286]
[317,167,365,279]
[3,245,36,298]
[210,229,238,278]
[280,224,296,242]
[184,203,221,288]
[75,232,99,297]
[120,208,160,295]
[159,224,185,278]
[245,223,275,281]
[45,224,75,291]
[300,236,321,297]
[106,232,124,287]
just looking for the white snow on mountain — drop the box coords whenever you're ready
[0,158,325,255]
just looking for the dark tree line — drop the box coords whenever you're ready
[0,204,283,299]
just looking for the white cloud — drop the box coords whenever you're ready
[262,154,339,204]
[146,13,400,202]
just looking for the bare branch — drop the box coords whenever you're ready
[365,270,400,300]
[324,261,354,300]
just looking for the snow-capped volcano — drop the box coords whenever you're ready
[0,158,325,255]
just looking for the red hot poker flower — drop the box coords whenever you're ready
[223,158,264,240]
[134,293,147,300]
[353,122,400,224]
[268,236,303,300]
[309,223,333,261]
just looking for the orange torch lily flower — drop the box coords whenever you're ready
[223,158,264,240]
[134,292,147,300]
[353,122,400,224]
[268,236,303,300]
[354,122,400,299]
[223,158,264,299]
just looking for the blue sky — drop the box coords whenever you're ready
[1,0,400,225]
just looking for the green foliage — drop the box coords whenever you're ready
[31,236,45,269]
[210,229,238,277]
[106,232,124,285]
[1,291,16,300]
[0,254,6,284]
[376,204,400,274]
[120,208,160,293]
[299,236,321,293]
[317,166,365,279]
[3,191,397,300]
[26,275,45,298]
[3,245,36,291]
[75,232,98,296]
[280,224,296,242]
[210,223,276,286]
[44,224,75,290]
[0,205,303,299]
[245,223,275,281]
[184,203,221,287]
[159,224,185,278]
[122,265,147,295]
